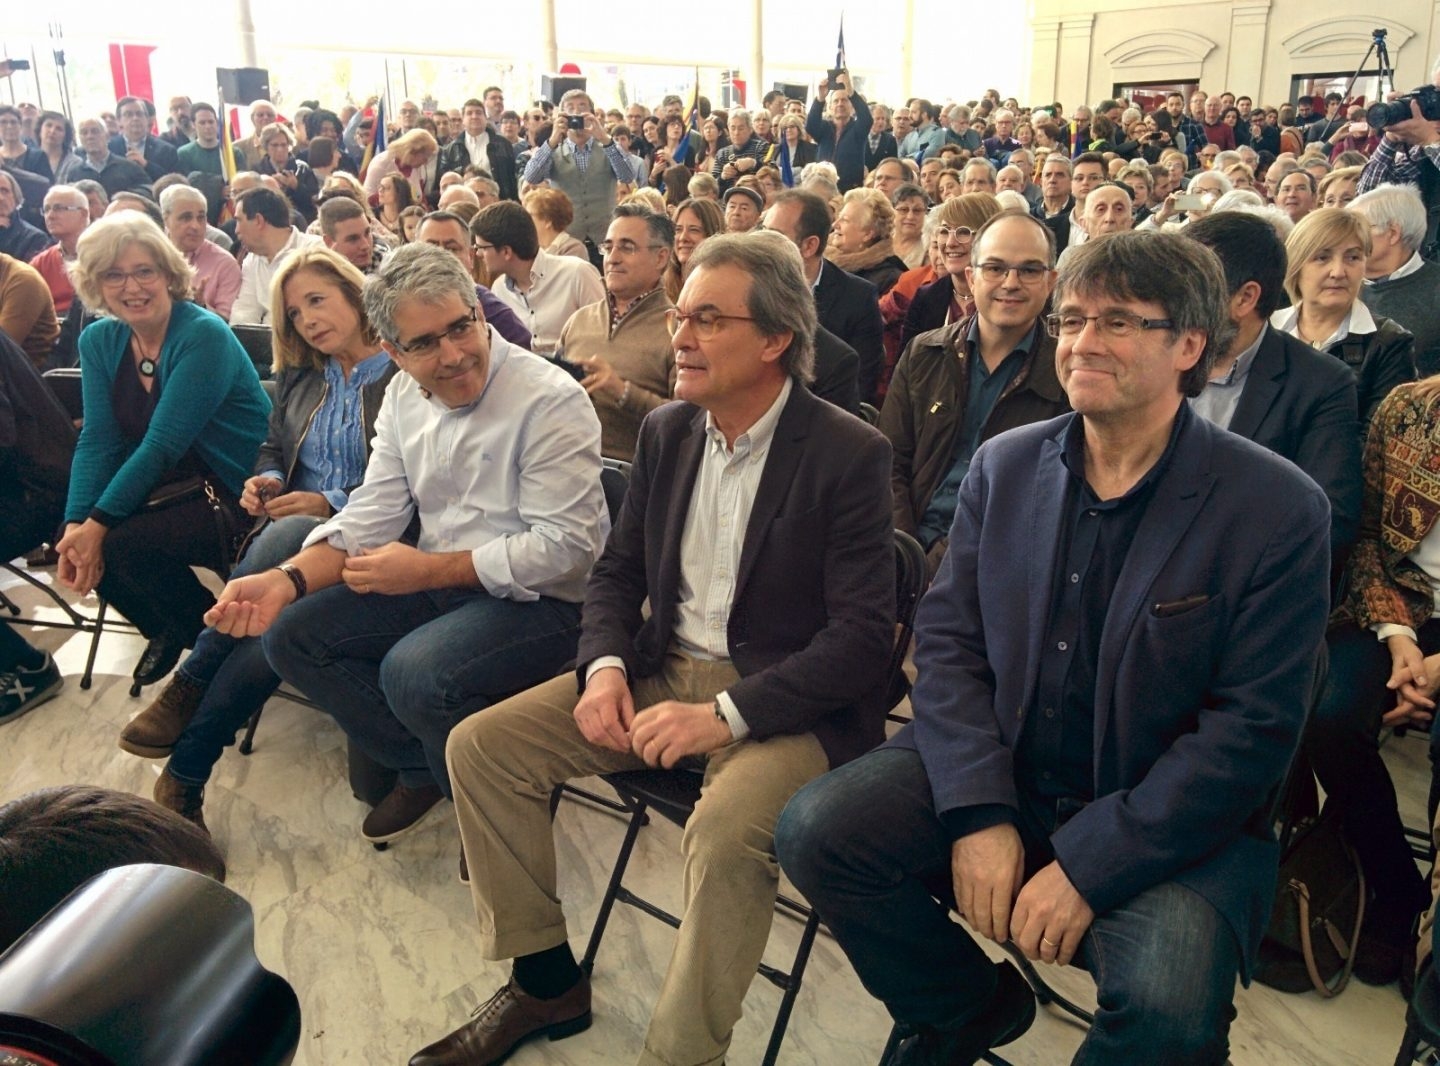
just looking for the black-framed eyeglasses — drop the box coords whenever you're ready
[665,308,758,340]
[472,242,495,253]
[600,239,666,256]
[395,309,479,357]
[100,265,162,289]
[1044,312,1174,339]
[975,262,1051,284]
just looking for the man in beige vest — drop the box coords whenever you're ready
[521,90,633,255]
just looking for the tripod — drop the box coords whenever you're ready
[1312,29,1393,143]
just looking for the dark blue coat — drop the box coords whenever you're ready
[891,405,1331,974]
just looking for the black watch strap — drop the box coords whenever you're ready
[275,562,307,600]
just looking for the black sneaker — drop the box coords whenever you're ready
[0,653,63,726]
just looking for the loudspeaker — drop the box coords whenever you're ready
[541,75,587,105]
[773,81,808,103]
[216,67,270,106]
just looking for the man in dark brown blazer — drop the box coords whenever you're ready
[415,234,895,1066]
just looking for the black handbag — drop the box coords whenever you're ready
[1254,810,1366,997]
[140,475,244,566]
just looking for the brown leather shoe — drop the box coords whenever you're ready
[408,975,591,1066]
[153,767,209,835]
[119,674,206,758]
[360,782,446,843]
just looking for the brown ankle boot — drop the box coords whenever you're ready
[119,674,206,758]
[153,768,209,834]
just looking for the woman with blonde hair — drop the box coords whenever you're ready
[362,127,439,208]
[58,213,269,694]
[664,196,725,303]
[524,186,589,261]
[117,246,398,833]
[826,187,908,297]
[898,192,1003,352]
[1273,207,1414,428]
[1318,165,1364,209]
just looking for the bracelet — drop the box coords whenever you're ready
[620,380,632,408]
[274,562,307,601]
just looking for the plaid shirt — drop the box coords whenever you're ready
[1174,115,1208,163]
[1357,137,1440,195]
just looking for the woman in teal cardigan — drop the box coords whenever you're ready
[57,213,269,689]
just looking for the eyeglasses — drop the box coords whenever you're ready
[100,265,162,288]
[42,204,87,214]
[974,262,1050,284]
[665,308,758,339]
[395,309,479,357]
[935,225,975,242]
[600,239,666,256]
[1044,312,1174,339]
[472,242,495,252]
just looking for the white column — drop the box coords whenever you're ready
[752,0,764,106]
[540,0,558,74]
[1058,15,1096,110]
[236,0,258,68]
[901,0,916,100]
[1228,2,1271,102]
[1030,17,1063,104]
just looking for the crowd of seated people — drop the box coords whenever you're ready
[10,59,1440,1066]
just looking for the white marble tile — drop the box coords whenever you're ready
[0,574,1421,1066]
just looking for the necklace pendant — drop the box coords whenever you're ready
[139,357,157,377]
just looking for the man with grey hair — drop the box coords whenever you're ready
[161,184,241,319]
[556,203,675,459]
[523,89,636,252]
[778,229,1332,1064]
[423,231,896,1066]
[1353,184,1440,375]
[961,157,997,195]
[711,109,768,193]
[29,186,89,316]
[207,241,607,845]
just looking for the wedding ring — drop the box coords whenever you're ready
[1041,936,1058,949]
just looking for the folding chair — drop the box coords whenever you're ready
[580,529,928,1066]
[231,323,275,379]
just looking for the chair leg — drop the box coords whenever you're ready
[580,799,650,976]
[1393,1014,1423,1066]
[760,909,823,1066]
[80,599,108,690]
[1004,942,1094,1026]
[239,707,263,755]
[0,588,18,616]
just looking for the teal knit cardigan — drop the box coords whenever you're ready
[65,300,271,525]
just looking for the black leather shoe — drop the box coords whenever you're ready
[409,974,591,1066]
[133,633,188,687]
[883,960,1036,1065]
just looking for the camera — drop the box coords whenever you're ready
[1,58,30,71]
[1368,85,1440,129]
[566,115,586,130]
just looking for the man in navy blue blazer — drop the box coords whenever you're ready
[778,230,1332,1065]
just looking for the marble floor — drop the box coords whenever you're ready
[0,563,1425,1066]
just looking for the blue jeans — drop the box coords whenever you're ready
[167,516,322,787]
[776,748,1241,1065]
[261,583,581,796]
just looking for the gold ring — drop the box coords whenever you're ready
[1041,936,1058,949]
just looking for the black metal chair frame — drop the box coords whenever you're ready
[0,562,138,691]
[579,529,928,1066]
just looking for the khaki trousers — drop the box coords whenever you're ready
[445,649,830,1066]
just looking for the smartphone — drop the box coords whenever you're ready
[827,68,844,90]
[548,354,587,382]
[566,115,586,130]
[1173,194,1207,212]
[3,59,30,71]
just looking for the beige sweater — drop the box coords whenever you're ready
[558,289,675,460]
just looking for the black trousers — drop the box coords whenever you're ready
[0,486,66,670]
[94,488,243,643]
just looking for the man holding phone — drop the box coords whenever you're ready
[807,68,869,191]
[522,89,635,254]
[555,204,675,460]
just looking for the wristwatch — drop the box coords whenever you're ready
[274,562,307,600]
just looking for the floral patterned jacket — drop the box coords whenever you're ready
[1340,383,1440,630]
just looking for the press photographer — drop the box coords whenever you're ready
[1357,57,1440,258]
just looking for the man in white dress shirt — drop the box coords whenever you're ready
[471,200,603,355]
[204,243,607,842]
[229,188,320,325]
